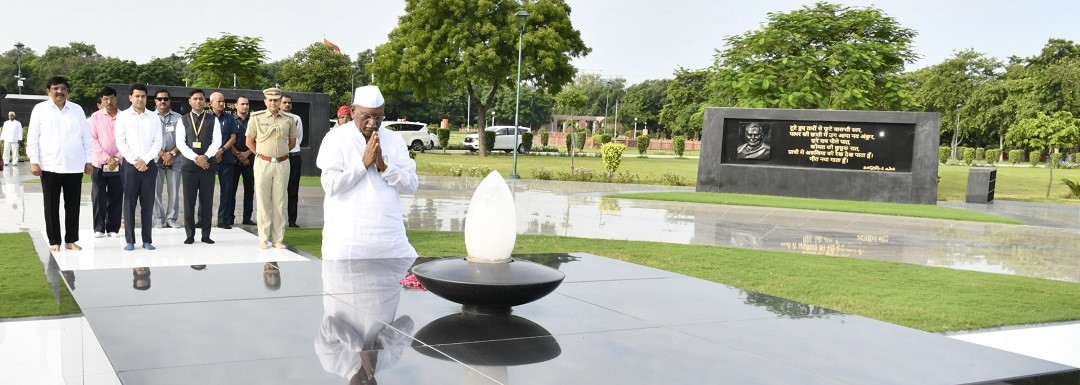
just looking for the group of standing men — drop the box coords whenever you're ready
[26,76,303,252]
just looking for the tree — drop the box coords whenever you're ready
[137,55,187,87]
[659,68,710,139]
[68,57,138,105]
[372,0,590,156]
[1005,111,1080,197]
[493,84,555,128]
[277,43,353,114]
[183,34,268,88]
[25,42,102,95]
[0,46,40,94]
[906,49,1000,158]
[554,87,588,117]
[709,2,919,111]
[620,79,670,136]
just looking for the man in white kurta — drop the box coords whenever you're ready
[1,112,23,165]
[317,86,419,261]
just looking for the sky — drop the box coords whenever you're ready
[3,0,1079,85]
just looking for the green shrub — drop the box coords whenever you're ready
[601,143,626,179]
[637,135,650,155]
[939,147,950,164]
[532,166,553,180]
[437,128,450,150]
[600,134,612,145]
[539,129,549,147]
[1029,151,1041,167]
[975,147,986,162]
[468,165,492,177]
[659,172,689,186]
[521,132,534,152]
[532,145,560,153]
[591,134,604,148]
[1064,178,1080,198]
[1008,150,1024,165]
[612,170,639,184]
[674,136,687,157]
[985,149,999,165]
[574,131,587,151]
[1051,152,1063,168]
[483,131,496,153]
[555,167,595,182]
[962,147,975,165]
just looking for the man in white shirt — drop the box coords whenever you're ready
[316,85,419,261]
[1,111,23,165]
[26,76,94,253]
[281,94,304,228]
[115,84,163,251]
[176,89,223,244]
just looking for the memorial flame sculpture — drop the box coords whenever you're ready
[410,171,565,314]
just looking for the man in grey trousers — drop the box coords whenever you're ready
[152,89,183,228]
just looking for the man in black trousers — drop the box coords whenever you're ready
[115,84,163,250]
[175,89,222,244]
[281,94,303,227]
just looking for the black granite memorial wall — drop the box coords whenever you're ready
[698,108,940,204]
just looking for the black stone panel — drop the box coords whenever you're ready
[698,108,940,204]
[71,254,1079,385]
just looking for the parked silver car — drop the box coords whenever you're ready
[381,121,434,152]
[463,126,531,153]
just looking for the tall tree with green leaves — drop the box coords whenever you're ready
[277,43,353,114]
[710,2,919,111]
[68,57,138,104]
[27,42,102,95]
[659,68,710,139]
[1005,111,1080,197]
[183,34,268,88]
[620,79,670,136]
[371,0,589,156]
[137,55,187,87]
[0,45,40,94]
[906,49,1000,158]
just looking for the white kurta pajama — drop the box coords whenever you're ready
[317,125,419,261]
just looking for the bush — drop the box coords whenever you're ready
[674,136,687,157]
[600,142,626,179]
[975,147,986,162]
[531,166,553,180]
[1051,152,1063,168]
[591,134,604,148]
[637,135,650,155]
[539,129,549,147]
[599,134,612,145]
[1008,150,1024,165]
[659,172,689,186]
[1029,150,1041,167]
[612,170,639,184]
[985,149,999,165]
[437,128,450,150]
[939,146,950,164]
[468,165,492,177]
[531,145,560,153]
[521,132,534,152]
[962,147,975,165]
[1063,178,1080,198]
[574,131,587,151]
[483,131,496,153]
[555,167,595,182]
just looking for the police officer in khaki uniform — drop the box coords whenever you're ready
[245,88,297,249]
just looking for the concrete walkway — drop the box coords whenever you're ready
[0,163,1077,384]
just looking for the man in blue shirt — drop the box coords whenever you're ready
[210,92,240,229]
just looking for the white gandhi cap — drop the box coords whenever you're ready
[353,85,385,108]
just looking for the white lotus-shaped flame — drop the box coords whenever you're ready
[464,171,516,263]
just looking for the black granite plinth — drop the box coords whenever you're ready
[410,257,566,314]
[63,254,1080,385]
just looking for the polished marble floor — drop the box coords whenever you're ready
[2,162,1080,384]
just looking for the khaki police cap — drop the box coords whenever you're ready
[263,87,283,100]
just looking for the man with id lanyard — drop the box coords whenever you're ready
[153,89,183,229]
[176,89,222,245]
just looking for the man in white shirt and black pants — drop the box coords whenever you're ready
[115,84,163,251]
[281,95,303,228]
[26,76,94,253]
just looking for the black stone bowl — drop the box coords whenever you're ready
[411,313,561,366]
[410,257,565,315]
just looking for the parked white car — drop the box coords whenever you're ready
[381,121,434,152]
[463,126,531,153]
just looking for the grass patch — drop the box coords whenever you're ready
[0,232,81,319]
[610,191,1021,224]
[938,164,1080,203]
[284,228,1080,332]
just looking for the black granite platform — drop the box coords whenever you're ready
[63,254,1079,385]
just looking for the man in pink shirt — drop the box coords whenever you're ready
[89,86,124,238]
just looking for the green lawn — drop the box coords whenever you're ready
[284,228,1080,333]
[611,191,1021,224]
[0,233,80,319]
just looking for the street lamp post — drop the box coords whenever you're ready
[509,9,529,179]
[952,103,963,160]
[634,117,638,138]
[14,42,25,94]
[602,80,610,136]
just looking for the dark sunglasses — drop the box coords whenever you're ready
[155,97,170,101]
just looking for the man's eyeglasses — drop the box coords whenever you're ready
[155,97,170,101]
[355,113,384,124]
